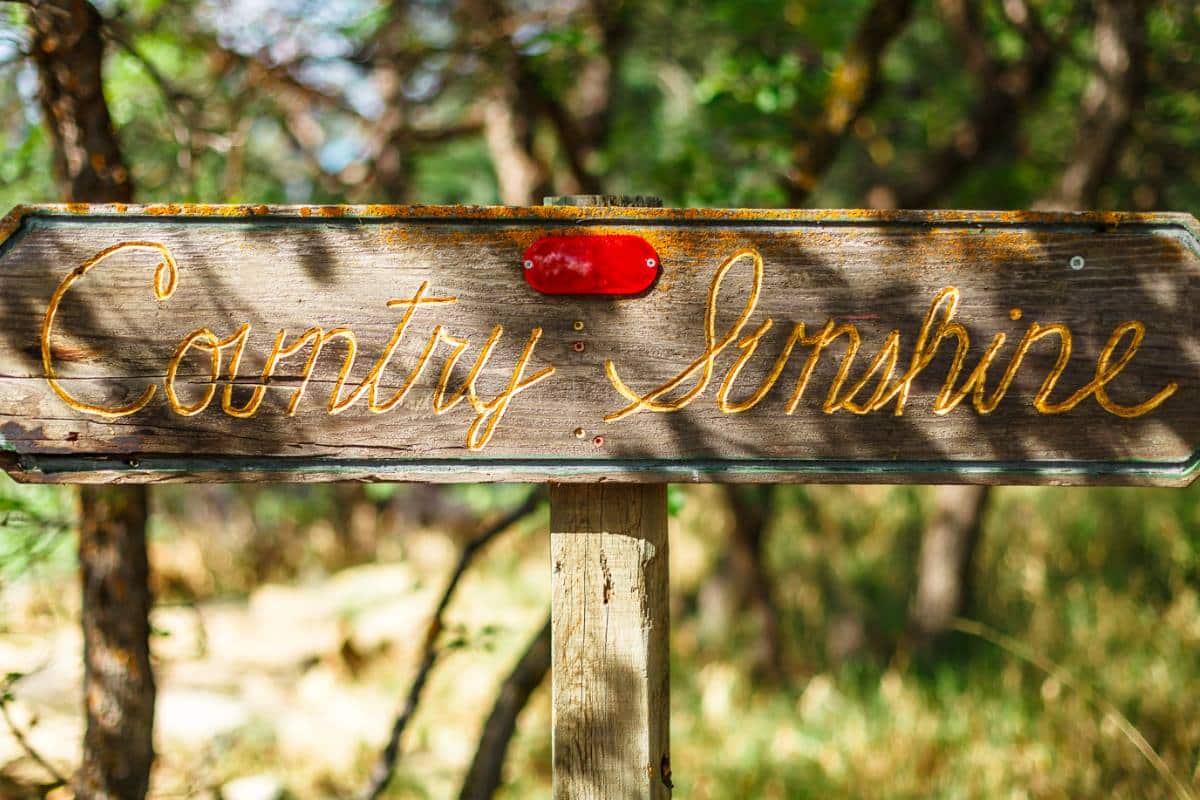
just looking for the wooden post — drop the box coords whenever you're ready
[546,194,672,799]
[550,485,671,799]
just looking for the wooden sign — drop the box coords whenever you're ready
[1,204,1198,486]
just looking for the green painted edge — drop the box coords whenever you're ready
[8,453,1198,484]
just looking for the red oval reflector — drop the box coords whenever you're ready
[522,235,660,295]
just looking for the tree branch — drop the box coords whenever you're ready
[576,0,633,148]
[102,20,192,111]
[457,614,552,800]
[784,0,917,206]
[196,27,366,119]
[1038,0,1150,209]
[893,0,1057,208]
[465,0,625,197]
[101,18,204,187]
[0,672,68,790]
[539,0,635,193]
[481,86,549,205]
[533,76,603,195]
[275,111,358,198]
[359,488,547,800]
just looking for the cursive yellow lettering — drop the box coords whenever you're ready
[42,242,178,417]
[467,327,556,450]
[605,249,763,421]
[165,328,221,416]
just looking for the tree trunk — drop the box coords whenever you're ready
[28,3,155,798]
[76,488,155,800]
[29,1,133,203]
[908,485,989,645]
[721,485,785,681]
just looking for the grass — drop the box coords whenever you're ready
[1,478,1199,798]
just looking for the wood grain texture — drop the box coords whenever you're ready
[2,204,1199,485]
[550,484,670,799]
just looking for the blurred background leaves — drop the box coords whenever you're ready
[1,0,1200,798]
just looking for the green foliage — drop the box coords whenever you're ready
[2,0,1200,797]
[667,485,687,517]
[0,476,74,581]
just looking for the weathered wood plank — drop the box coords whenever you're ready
[550,483,670,799]
[2,204,1199,485]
